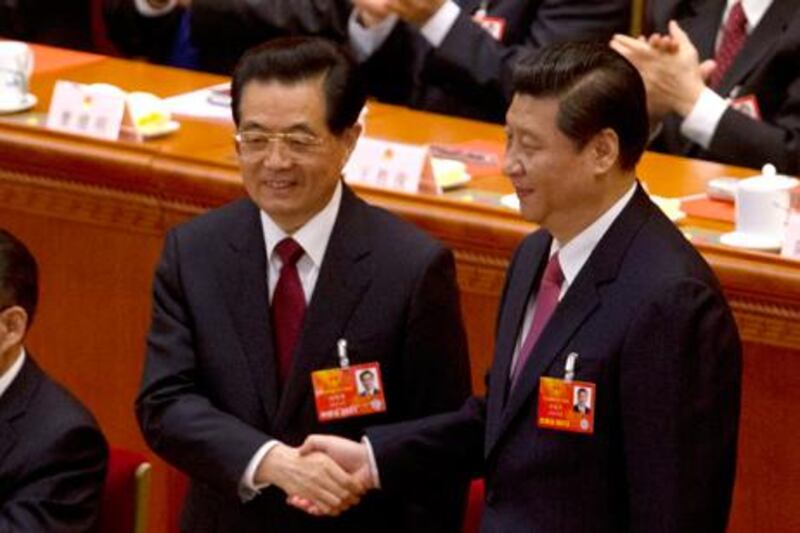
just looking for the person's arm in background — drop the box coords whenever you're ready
[612,20,800,174]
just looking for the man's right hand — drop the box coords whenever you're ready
[255,444,365,516]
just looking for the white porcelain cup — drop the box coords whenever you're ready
[0,41,34,107]
[735,174,799,240]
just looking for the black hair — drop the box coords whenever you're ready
[0,229,38,324]
[512,42,649,170]
[231,36,366,134]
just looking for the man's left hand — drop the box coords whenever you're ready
[387,0,447,26]
[611,21,716,121]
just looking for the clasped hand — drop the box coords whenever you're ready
[610,21,717,122]
[261,436,374,516]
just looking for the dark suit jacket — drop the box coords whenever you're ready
[651,0,800,174]
[103,0,351,74]
[0,356,108,532]
[0,0,93,51]
[368,185,742,532]
[362,0,631,123]
[137,185,472,532]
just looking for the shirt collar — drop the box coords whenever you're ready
[260,180,343,268]
[0,347,26,401]
[727,0,772,31]
[551,182,637,287]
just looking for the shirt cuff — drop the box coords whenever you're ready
[238,440,281,501]
[361,437,381,489]
[679,87,729,150]
[348,10,399,62]
[134,0,178,16]
[420,1,461,47]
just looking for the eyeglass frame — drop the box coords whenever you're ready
[234,129,329,160]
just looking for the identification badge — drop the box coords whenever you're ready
[311,340,387,422]
[730,94,762,120]
[472,10,506,41]
[537,377,595,434]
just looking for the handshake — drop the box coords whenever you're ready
[257,435,377,517]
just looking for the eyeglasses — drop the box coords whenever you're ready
[234,130,325,160]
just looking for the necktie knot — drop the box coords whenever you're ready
[542,253,564,287]
[275,238,304,267]
[728,2,747,30]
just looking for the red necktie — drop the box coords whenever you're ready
[271,238,306,385]
[710,2,748,90]
[511,253,564,387]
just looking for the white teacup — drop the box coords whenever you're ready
[0,41,34,107]
[734,173,798,241]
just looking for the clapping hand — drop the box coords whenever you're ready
[611,21,717,122]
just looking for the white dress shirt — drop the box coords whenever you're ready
[348,0,462,61]
[680,0,773,149]
[0,348,26,401]
[239,181,343,499]
[134,0,178,16]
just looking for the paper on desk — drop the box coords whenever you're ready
[164,83,233,122]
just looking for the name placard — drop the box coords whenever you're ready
[46,81,126,141]
[344,137,439,194]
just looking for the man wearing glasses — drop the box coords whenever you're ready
[136,37,471,533]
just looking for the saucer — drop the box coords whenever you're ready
[0,93,37,115]
[720,231,783,251]
[139,120,181,139]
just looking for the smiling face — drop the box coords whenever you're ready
[236,76,360,233]
[503,94,624,243]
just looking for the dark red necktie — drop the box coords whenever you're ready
[271,238,306,385]
[510,253,564,388]
[710,2,748,90]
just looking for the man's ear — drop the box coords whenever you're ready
[589,128,620,175]
[0,306,28,354]
[342,122,362,158]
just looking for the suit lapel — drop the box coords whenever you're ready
[223,202,280,423]
[683,0,726,60]
[486,185,656,458]
[485,234,550,452]
[716,0,798,95]
[273,186,372,431]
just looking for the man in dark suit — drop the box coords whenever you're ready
[613,0,800,174]
[0,229,108,532]
[349,0,631,122]
[298,43,742,532]
[103,0,351,73]
[136,37,471,532]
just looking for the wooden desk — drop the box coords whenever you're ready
[1,46,798,533]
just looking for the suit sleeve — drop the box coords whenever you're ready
[386,246,473,532]
[102,0,184,64]
[136,230,273,496]
[619,277,741,532]
[428,0,631,101]
[0,424,107,533]
[708,79,800,174]
[189,0,351,49]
